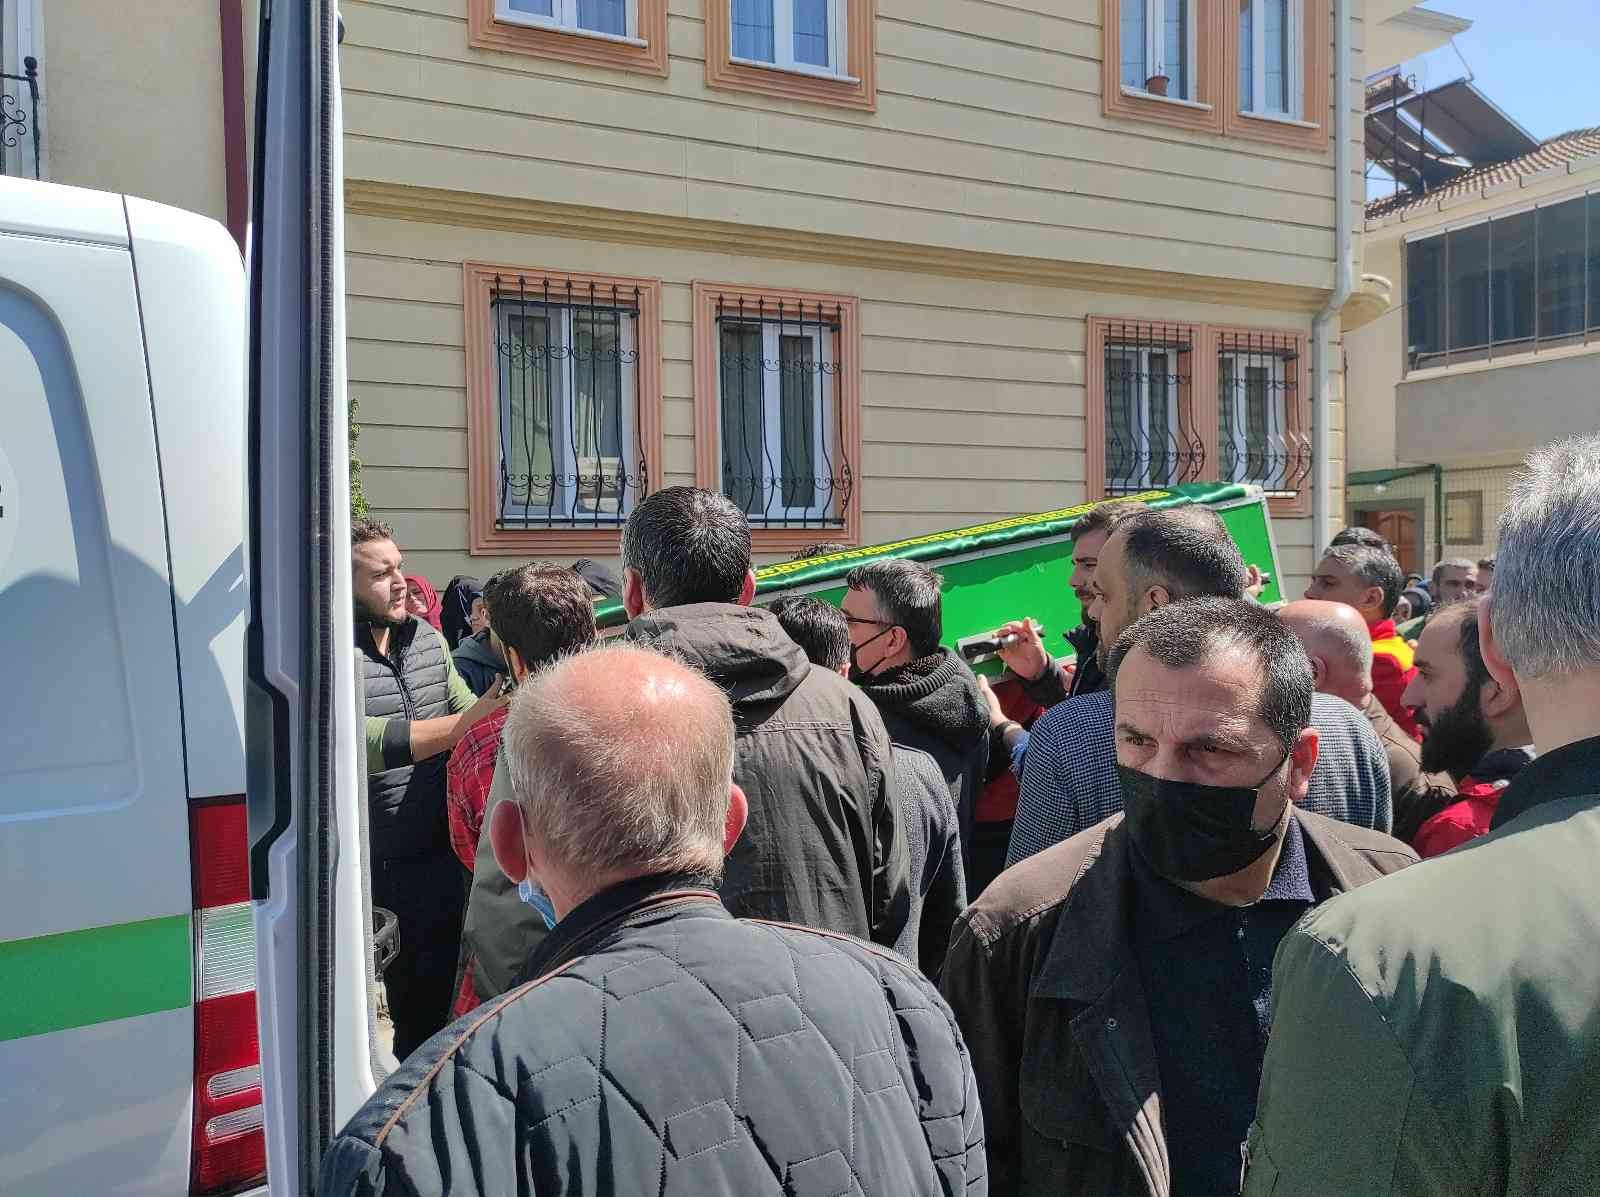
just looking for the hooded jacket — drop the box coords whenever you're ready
[625,603,912,947]
[451,629,505,698]
[856,647,991,859]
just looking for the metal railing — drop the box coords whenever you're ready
[1102,321,1207,494]
[1,56,39,179]
[1216,330,1311,497]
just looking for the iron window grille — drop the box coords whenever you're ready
[0,55,40,179]
[1216,330,1309,497]
[492,276,647,529]
[715,295,853,529]
[1103,322,1205,494]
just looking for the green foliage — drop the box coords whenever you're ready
[349,396,369,520]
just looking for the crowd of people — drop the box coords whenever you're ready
[324,434,1600,1197]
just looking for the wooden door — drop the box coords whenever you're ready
[1360,509,1419,576]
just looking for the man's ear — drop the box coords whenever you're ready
[723,784,749,856]
[622,567,647,620]
[1308,654,1329,691]
[1145,585,1172,612]
[504,643,528,684]
[489,798,531,885]
[1288,726,1320,799]
[1479,600,1518,692]
[736,569,757,608]
[1364,586,1386,618]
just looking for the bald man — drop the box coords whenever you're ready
[1280,600,1441,839]
[322,645,987,1196]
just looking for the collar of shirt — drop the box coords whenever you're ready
[1490,734,1600,830]
[1132,814,1314,941]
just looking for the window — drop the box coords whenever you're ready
[468,0,668,75]
[1216,331,1307,500]
[730,0,846,76]
[692,283,861,549]
[1087,318,1310,515]
[706,0,875,109]
[497,0,633,38]
[1445,491,1484,545]
[1237,0,1299,118]
[1100,325,1200,492]
[1120,0,1197,100]
[1404,191,1600,373]
[463,264,663,554]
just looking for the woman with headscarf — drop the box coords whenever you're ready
[441,575,485,649]
[404,574,443,632]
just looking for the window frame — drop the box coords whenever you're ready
[692,281,862,551]
[1401,185,1600,377]
[1087,316,1311,518]
[468,0,669,76]
[1222,0,1328,150]
[1102,0,1223,133]
[705,0,877,111]
[463,262,664,555]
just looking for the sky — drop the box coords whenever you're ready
[1400,1,1600,141]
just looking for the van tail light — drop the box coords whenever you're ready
[189,797,266,1195]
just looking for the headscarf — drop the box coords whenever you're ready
[1402,586,1432,621]
[404,574,443,631]
[442,575,485,648]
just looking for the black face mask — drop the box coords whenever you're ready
[1118,751,1292,883]
[848,625,897,683]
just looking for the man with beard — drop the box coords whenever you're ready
[1400,597,1534,856]
[353,518,506,1058]
[943,599,1414,1197]
[843,559,989,874]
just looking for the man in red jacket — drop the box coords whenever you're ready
[1401,596,1535,857]
[1305,543,1420,740]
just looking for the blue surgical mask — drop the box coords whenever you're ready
[517,876,558,929]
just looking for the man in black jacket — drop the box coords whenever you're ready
[620,487,910,947]
[321,645,987,1197]
[843,559,989,871]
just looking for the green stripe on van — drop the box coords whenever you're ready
[0,914,191,1041]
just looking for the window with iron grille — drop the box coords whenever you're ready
[1216,330,1309,497]
[714,296,851,527]
[1101,322,1205,494]
[491,276,644,528]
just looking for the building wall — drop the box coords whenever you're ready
[1348,160,1600,472]
[338,0,1354,294]
[1347,461,1517,568]
[38,0,231,221]
[346,213,1339,594]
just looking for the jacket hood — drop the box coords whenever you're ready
[624,603,810,710]
[454,630,505,670]
[859,647,989,755]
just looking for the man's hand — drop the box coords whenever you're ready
[994,620,1050,683]
[977,674,1008,729]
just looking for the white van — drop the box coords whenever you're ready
[0,178,262,1195]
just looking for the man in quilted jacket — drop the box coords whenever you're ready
[321,644,987,1197]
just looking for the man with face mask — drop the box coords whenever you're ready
[352,519,507,1059]
[1397,597,1533,855]
[842,559,989,876]
[322,645,988,1197]
[1005,510,1395,867]
[941,599,1415,1197]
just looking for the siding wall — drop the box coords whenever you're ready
[338,0,1359,293]
[346,214,1338,593]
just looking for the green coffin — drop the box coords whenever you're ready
[597,483,1285,674]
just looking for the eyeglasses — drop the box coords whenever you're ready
[841,614,894,627]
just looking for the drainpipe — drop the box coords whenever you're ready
[1311,0,1354,551]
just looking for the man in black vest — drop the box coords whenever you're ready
[353,518,504,1058]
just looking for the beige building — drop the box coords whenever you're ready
[337,0,1384,591]
[1,0,253,246]
[1346,129,1600,576]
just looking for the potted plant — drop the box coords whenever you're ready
[1145,72,1170,96]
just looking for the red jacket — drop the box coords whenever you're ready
[1413,777,1507,858]
[1368,618,1421,741]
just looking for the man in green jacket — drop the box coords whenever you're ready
[1244,434,1600,1196]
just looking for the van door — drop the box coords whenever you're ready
[248,2,381,1192]
[0,199,192,1194]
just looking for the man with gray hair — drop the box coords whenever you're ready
[1244,434,1600,1196]
[321,646,987,1196]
